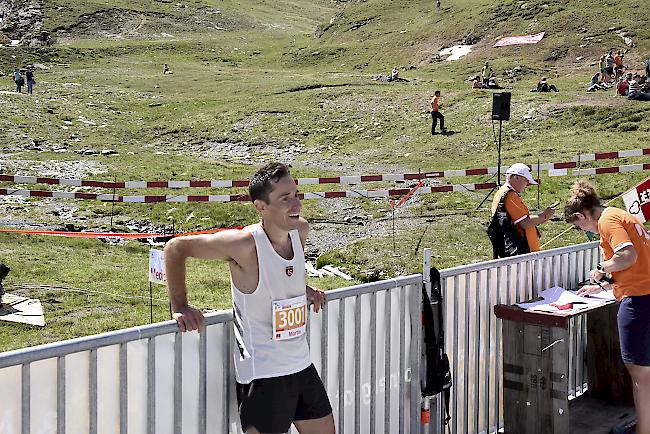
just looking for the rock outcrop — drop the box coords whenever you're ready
[0,0,53,46]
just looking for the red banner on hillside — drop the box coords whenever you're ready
[493,32,545,47]
[623,178,650,224]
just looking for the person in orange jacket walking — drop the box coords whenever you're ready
[430,90,446,135]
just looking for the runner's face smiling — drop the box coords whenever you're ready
[263,175,301,229]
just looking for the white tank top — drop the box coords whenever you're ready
[231,223,311,383]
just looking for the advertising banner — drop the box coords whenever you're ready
[623,178,650,223]
[149,249,166,284]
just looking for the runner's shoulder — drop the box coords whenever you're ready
[297,217,310,240]
[215,227,255,250]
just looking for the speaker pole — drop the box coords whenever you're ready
[497,119,503,187]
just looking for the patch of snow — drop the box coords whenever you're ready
[439,45,473,61]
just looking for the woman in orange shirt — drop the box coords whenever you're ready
[565,180,650,434]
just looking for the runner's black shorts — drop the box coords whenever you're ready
[618,294,650,366]
[236,364,332,432]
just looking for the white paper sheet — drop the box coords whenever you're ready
[517,286,610,314]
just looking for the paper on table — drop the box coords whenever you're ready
[517,286,609,313]
[588,290,616,301]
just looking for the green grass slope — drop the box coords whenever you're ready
[0,0,648,350]
[307,0,649,72]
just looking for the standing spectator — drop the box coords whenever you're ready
[645,59,650,77]
[605,51,615,83]
[487,163,556,258]
[481,62,492,86]
[13,68,24,93]
[598,55,606,78]
[25,67,34,95]
[430,90,446,135]
[614,51,625,80]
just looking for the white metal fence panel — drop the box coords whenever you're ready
[430,241,599,434]
[0,241,601,434]
[0,276,422,434]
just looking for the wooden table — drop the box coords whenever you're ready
[494,301,635,434]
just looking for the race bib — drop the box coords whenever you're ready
[272,295,307,341]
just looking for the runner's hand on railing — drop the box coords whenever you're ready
[306,286,326,313]
[173,305,205,332]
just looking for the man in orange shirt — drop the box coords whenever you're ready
[430,90,446,135]
[488,163,556,257]
[567,180,650,434]
[614,50,625,80]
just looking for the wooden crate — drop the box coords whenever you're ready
[494,303,634,434]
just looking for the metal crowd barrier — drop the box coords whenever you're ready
[0,241,600,434]
[431,241,600,434]
[0,275,423,434]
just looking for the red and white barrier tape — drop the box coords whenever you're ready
[1,148,648,189]
[2,163,649,203]
[392,181,425,210]
[547,163,650,177]
[0,227,242,238]
[0,182,498,203]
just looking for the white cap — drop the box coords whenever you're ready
[505,163,537,185]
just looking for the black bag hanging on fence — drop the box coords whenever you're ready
[486,187,530,259]
[421,266,452,424]
[0,263,10,298]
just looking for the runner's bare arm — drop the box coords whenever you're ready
[296,218,325,312]
[297,217,310,249]
[165,230,251,332]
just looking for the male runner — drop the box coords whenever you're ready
[165,162,335,434]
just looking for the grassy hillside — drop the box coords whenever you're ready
[0,0,648,350]
[309,0,650,71]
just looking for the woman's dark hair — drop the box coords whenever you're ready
[564,179,602,223]
[249,162,291,203]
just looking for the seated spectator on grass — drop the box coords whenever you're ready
[486,73,511,89]
[383,66,409,82]
[639,75,650,93]
[628,74,650,101]
[471,76,483,88]
[535,77,558,92]
[617,73,631,96]
[587,73,609,92]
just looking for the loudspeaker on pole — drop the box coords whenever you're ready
[492,92,511,121]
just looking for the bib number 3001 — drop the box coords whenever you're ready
[272,295,307,341]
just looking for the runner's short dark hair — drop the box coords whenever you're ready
[249,162,291,203]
